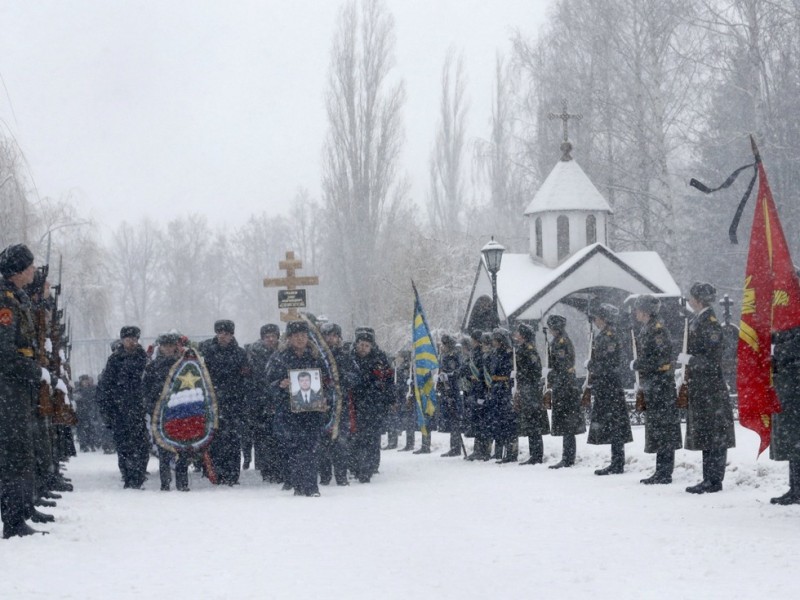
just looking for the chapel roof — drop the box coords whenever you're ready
[523,158,613,215]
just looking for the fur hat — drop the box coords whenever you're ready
[119,326,141,339]
[546,314,567,331]
[440,334,456,348]
[516,323,535,342]
[260,323,280,338]
[320,323,342,338]
[491,327,511,346]
[0,244,34,278]
[156,332,181,346]
[469,329,483,342]
[214,320,235,334]
[355,328,375,344]
[286,320,308,336]
[689,282,716,305]
[634,294,661,316]
[590,303,620,323]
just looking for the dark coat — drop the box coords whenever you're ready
[461,345,488,438]
[587,325,632,445]
[97,343,148,439]
[770,326,800,461]
[548,332,585,436]
[0,280,38,478]
[487,345,517,441]
[684,308,736,451]
[515,341,550,436]
[634,318,682,453]
[246,341,278,420]
[142,353,180,416]
[199,337,250,424]
[265,344,328,494]
[437,349,462,433]
[347,347,394,435]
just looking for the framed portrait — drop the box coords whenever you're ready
[289,368,326,413]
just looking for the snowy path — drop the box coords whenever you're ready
[1,425,797,599]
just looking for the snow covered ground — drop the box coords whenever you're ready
[1,423,797,600]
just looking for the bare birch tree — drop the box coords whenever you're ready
[321,0,406,329]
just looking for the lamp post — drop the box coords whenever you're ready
[481,237,505,328]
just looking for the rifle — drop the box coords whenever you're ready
[34,235,55,418]
[676,298,690,409]
[511,342,519,411]
[542,326,552,409]
[50,255,77,427]
[631,329,646,412]
[581,323,593,408]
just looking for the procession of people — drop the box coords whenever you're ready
[2,241,800,542]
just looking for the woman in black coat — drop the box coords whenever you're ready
[586,304,632,475]
[681,282,735,494]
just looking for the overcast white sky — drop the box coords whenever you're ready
[0,1,551,231]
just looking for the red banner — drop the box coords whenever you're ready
[737,159,800,455]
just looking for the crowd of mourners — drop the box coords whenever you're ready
[3,240,800,540]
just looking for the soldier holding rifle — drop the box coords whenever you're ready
[631,295,682,485]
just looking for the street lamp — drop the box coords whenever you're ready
[481,236,505,327]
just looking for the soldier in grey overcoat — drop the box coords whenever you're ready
[680,282,735,494]
[586,303,632,475]
[546,314,585,469]
[632,295,682,484]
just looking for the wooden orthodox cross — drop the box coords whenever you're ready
[548,99,582,161]
[263,251,319,322]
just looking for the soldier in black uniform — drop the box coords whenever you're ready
[142,333,194,491]
[770,318,800,504]
[0,244,51,537]
[487,328,517,463]
[318,323,350,486]
[438,335,463,457]
[464,330,490,460]
[97,325,149,489]
[266,320,328,496]
[586,304,632,475]
[546,315,585,469]
[680,283,736,493]
[632,295,682,484]
[246,324,281,482]
[200,320,251,486]
[513,323,549,465]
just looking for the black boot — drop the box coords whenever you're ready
[3,522,48,539]
[35,498,56,508]
[413,433,431,454]
[596,443,624,475]
[771,460,800,505]
[29,509,55,523]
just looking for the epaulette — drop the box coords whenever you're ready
[710,316,718,323]
[605,330,613,336]
[559,338,565,345]
[4,291,14,299]
[655,323,662,329]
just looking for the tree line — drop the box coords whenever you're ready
[2,0,799,376]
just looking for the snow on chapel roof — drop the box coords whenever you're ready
[523,159,613,215]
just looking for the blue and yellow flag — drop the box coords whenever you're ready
[412,282,439,434]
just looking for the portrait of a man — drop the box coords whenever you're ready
[289,368,325,412]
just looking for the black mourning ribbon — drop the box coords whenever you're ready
[689,162,758,244]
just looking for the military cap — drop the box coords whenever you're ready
[120,325,141,339]
[491,327,511,346]
[516,323,535,342]
[260,323,280,338]
[0,243,34,278]
[214,320,235,334]
[469,329,483,342]
[633,294,661,316]
[689,282,716,305]
[546,314,567,331]
[590,303,620,323]
[320,323,342,338]
[355,328,375,344]
[286,320,308,336]
[440,334,456,347]
[156,332,181,346]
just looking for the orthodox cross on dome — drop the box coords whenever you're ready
[548,99,582,161]
[719,294,734,327]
